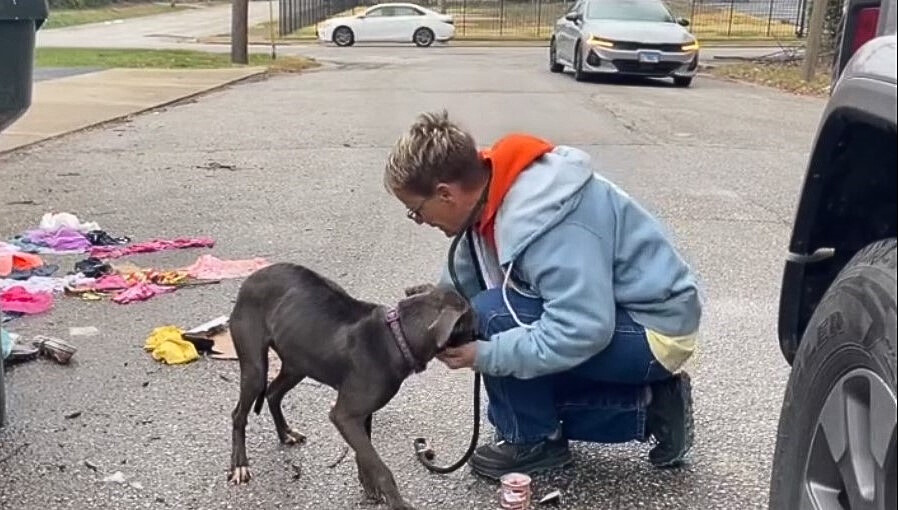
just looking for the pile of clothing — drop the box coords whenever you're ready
[2,211,273,368]
[7,212,129,255]
[1,213,128,320]
[1,212,271,323]
[64,254,271,305]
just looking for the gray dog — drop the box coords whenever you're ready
[227,262,476,510]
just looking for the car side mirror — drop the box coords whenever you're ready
[676,17,690,27]
[565,12,581,22]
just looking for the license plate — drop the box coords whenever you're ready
[638,51,661,64]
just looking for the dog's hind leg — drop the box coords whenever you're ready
[228,323,268,485]
[266,367,306,445]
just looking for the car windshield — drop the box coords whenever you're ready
[585,0,675,22]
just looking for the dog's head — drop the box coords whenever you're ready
[397,284,478,362]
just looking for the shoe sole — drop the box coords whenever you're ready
[469,450,574,481]
[651,372,694,468]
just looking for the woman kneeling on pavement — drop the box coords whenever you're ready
[383,110,702,480]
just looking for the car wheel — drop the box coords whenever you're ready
[549,38,563,73]
[332,26,354,47]
[673,76,693,87]
[769,238,897,510]
[413,27,435,47]
[573,42,587,82]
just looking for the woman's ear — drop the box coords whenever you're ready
[434,182,455,203]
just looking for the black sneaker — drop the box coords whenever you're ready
[646,372,694,467]
[469,437,573,480]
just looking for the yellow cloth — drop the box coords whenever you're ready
[646,329,697,374]
[144,325,198,364]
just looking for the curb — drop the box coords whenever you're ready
[697,71,829,98]
[0,69,268,157]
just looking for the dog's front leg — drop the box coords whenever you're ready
[356,414,378,501]
[330,403,413,510]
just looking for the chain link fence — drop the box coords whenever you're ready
[277,0,810,40]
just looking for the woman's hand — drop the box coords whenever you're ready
[436,342,477,370]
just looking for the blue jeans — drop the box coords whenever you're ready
[473,287,673,444]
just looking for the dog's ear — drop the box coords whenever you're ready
[404,283,436,297]
[397,287,473,354]
[427,299,469,350]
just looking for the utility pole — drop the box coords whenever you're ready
[802,0,828,81]
[231,0,249,64]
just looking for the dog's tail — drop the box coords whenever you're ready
[252,353,269,415]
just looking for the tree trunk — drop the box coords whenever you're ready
[231,0,249,64]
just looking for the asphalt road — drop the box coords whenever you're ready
[1,47,825,509]
[32,67,102,82]
[36,0,278,48]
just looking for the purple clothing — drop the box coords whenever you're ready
[24,227,92,252]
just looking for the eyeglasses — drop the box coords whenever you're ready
[406,196,431,224]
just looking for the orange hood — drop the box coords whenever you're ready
[477,133,555,245]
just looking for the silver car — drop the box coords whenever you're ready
[549,0,700,86]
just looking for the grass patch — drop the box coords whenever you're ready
[35,48,318,72]
[43,2,191,29]
[689,11,798,40]
[709,61,831,96]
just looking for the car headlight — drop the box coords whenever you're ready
[681,40,700,51]
[587,35,614,48]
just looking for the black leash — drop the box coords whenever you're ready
[413,208,489,473]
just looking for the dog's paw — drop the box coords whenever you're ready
[404,284,435,297]
[284,428,306,446]
[389,501,417,510]
[228,466,252,485]
[358,473,381,503]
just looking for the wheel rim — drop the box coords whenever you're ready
[334,29,351,45]
[415,30,432,45]
[802,368,897,510]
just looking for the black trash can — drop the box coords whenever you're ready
[0,0,49,132]
[1,0,49,428]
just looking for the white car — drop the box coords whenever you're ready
[317,2,455,47]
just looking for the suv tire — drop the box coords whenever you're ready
[769,238,897,510]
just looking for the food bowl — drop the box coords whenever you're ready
[32,335,77,365]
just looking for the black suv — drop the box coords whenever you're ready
[769,0,896,508]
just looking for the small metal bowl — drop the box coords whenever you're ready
[32,335,77,365]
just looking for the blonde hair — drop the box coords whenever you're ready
[384,110,486,196]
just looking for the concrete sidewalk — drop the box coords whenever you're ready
[0,67,266,154]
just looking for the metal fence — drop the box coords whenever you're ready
[279,0,351,35]
[277,0,809,40]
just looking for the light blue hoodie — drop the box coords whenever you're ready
[439,145,702,380]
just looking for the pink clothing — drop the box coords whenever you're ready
[93,275,130,291]
[1,286,54,314]
[111,283,177,304]
[90,237,215,260]
[183,254,271,280]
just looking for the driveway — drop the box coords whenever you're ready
[0,47,824,509]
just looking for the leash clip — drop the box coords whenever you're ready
[413,437,435,460]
